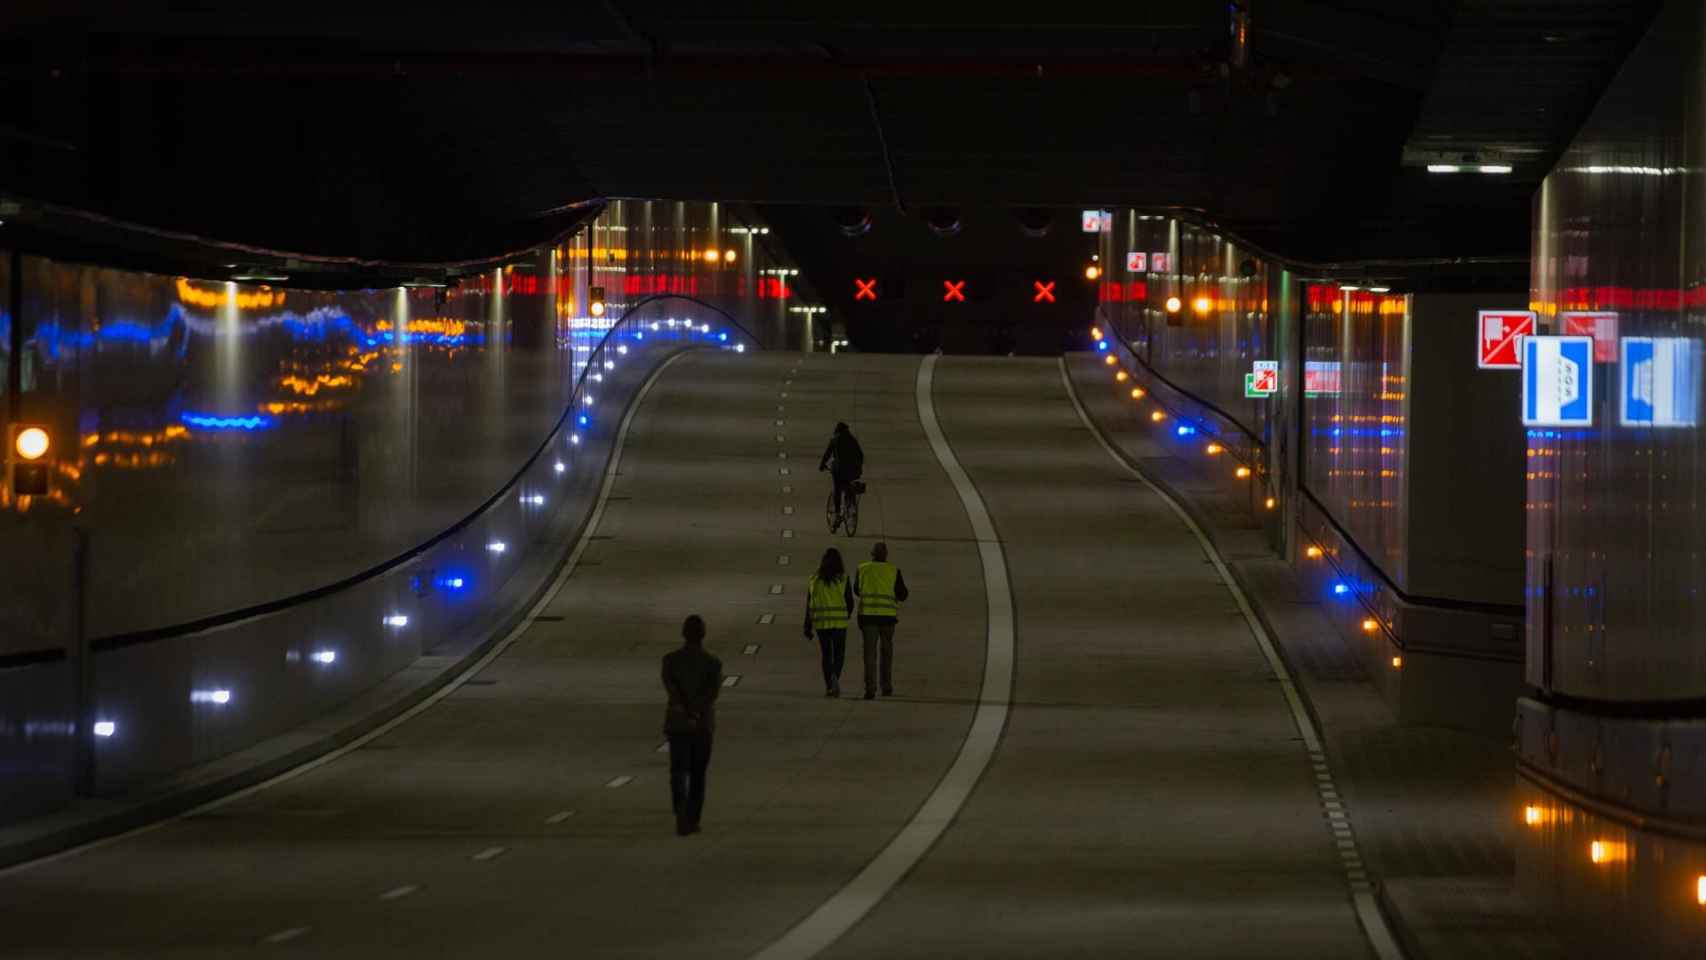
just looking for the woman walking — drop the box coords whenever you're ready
[804,547,855,697]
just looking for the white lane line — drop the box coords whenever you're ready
[744,644,761,655]
[264,927,311,944]
[781,485,793,495]
[750,354,1014,960]
[776,432,786,440]
[379,884,420,901]
[769,584,784,595]
[782,529,794,539]
[472,846,507,862]
[0,352,690,880]
[778,555,791,566]
[607,776,634,788]
[780,467,791,476]
[776,419,786,427]
[722,675,741,688]
[1057,358,1403,960]
[783,506,795,516]
[779,452,788,460]
[544,811,575,825]
[758,612,775,624]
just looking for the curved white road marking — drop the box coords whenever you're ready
[0,350,692,878]
[750,354,1014,960]
[1057,358,1404,960]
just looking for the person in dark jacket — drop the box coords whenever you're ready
[818,422,865,522]
[661,614,723,836]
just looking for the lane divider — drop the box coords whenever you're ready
[749,353,1014,960]
[1056,358,1404,960]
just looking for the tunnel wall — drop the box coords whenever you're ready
[1096,213,1526,731]
[0,199,802,825]
[1517,0,1706,838]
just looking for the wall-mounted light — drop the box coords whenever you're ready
[1165,296,1183,314]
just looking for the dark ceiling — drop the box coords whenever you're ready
[0,1,1663,264]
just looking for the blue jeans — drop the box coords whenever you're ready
[816,628,847,689]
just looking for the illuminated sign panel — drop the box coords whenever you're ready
[1151,253,1171,273]
[1033,281,1056,303]
[1081,210,1112,233]
[1479,310,1534,369]
[1304,361,1342,396]
[1126,252,1147,272]
[1562,311,1618,362]
[854,278,878,301]
[1620,337,1700,427]
[1522,335,1593,427]
[942,280,966,302]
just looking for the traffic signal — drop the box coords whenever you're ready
[854,277,878,301]
[8,424,51,497]
[589,285,606,317]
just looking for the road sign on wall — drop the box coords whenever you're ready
[1251,360,1278,394]
[1126,252,1147,272]
[1620,337,1701,427]
[1522,335,1593,427]
[1304,360,1341,396]
[1151,252,1171,273]
[1479,310,1534,369]
[1562,311,1618,362]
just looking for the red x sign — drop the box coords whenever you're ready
[1033,280,1056,303]
[943,280,966,302]
[854,278,877,301]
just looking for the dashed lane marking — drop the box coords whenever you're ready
[722,675,741,688]
[778,555,790,566]
[472,846,507,862]
[379,885,419,901]
[769,584,784,595]
[782,529,794,539]
[544,811,575,825]
[758,613,775,624]
[264,927,311,945]
[783,506,795,515]
[744,644,761,655]
[780,467,791,476]
[607,776,634,789]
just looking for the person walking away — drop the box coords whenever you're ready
[855,542,910,699]
[818,422,865,524]
[661,615,723,836]
[804,547,855,697]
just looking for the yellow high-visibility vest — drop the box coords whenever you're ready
[856,561,900,618]
[807,575,850,630]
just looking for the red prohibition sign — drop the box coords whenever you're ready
[1033,280,1056,303]
[854,278,877,301]
[943,280,967,302]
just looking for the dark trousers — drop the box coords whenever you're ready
[668,731,713,825]
[816,628,847,689]
[861,621,896,693]
[832,471,858,513]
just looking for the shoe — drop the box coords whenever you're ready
[676,817,691,837]
[687,822,702,835]
[863,690,875,700]
[829,683,840,697]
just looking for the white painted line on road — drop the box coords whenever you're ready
[607,776,634,788]
[778,555,790,566]
[782,529,794,539]
[783,505,794,515]
[0,352,690,881]
[776,432,786,440]
[1058,358,1403,960]
[781,485,793,494]
[545,811,575,825]
[769,584,784,595]
[379,885,420,901]
[758,612,775,624]
[750,354,1014,960]
[779,452,788,460]
[744,644,760,655]
[472,846,507,862]
[780,467,791,476]
[722,675,741,688]
[264,927,311,944]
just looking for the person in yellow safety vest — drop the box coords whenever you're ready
[855,541,910,700]
[803,547,855,697]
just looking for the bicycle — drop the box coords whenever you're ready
[825,478,863,536]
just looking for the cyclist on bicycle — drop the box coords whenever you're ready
[819,421,865,520]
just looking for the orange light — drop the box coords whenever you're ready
[1390,655,1403,669]
[589,300,606,317]
[723,248,737,263]
[1589,840,1625,864]
[1090,326,1103,340]
[1130,387,1145,399]
[1361,618,1378,633]
[14,427,49,461]
[1524,805,1544,827]
[1265,497,1276,510]
[1696,875,1705,905]
[1306,545,1323,559]
[1115,370,1129,383]
[1085,264,1102,281]
[1150,411,1166,422]
[1165,296,1183,314]
[1205,443,1222,455]
[1193,296,1212,315]
[704,249,720,263]
[1104,355,1117,366]
[1235,466,1252,479]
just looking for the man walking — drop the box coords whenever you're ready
[855,542,909,700]
[661,615,723,836]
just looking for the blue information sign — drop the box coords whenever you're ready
[1522,336,1593,427]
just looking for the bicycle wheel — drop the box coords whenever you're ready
[825,487,840,533]
[843,491,860,537]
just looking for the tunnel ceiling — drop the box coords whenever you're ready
[0,1,1662,262]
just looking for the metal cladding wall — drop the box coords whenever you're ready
[1526,0,1706,704]
[0,199,799,824]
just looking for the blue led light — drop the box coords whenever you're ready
[1097,340,1110,352]
[578,414,590,427]
[435,573,471,592]
[1332,582,1349,596]
[718,332,729,342]
[1176,424,1197,437]
[181,412,273,431]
